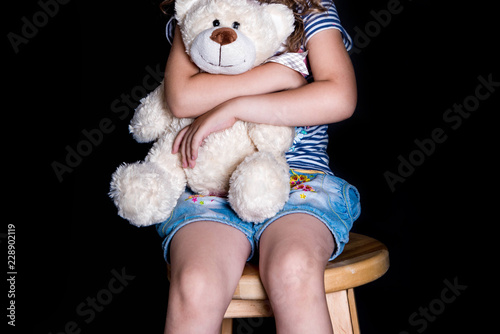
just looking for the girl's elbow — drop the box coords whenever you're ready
[331,91,357,122]
[341,94,357,120]
[321,79,357,122]
[165,88,190,118]
[168,100,187,118]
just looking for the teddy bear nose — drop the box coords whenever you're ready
[210,27,237,46]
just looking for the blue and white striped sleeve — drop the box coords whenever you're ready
[165,16,176,45]
[303,0,352,51]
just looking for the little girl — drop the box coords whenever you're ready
[157,0,360,333]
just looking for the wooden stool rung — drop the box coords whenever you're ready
[224,299,273,318]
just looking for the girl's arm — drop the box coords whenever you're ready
[164,25,307,118]
[173,29,357,168]
[231,29,357,125]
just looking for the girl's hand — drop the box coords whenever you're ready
[172,101,238,168]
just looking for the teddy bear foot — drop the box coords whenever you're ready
[109,162,184,227]
[228,151,290,223]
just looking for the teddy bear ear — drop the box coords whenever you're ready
[262,3,296,42]
[175,0,203,23]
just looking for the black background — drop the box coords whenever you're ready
[5,0,498,333]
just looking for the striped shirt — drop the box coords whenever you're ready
[165,0,351,175]
[285,0,351,175]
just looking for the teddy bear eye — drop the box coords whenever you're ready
[213,19,220,27]
[232,22,240,30]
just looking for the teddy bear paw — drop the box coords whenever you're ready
[228,152,290,223]
[109,162,180,227]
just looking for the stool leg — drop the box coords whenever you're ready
[221,318,233,334]
[326,290,354,334]
[347,289,360,334]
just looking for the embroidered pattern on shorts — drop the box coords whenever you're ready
[185,194,215,205]
[290,170,317,196]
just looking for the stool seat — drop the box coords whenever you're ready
[232,233,389,301]
[222,233,389,333]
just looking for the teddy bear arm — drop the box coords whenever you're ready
[129,81,177,143]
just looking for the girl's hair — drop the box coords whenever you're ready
[159,0,326,52]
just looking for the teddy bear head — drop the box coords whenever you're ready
[175,0,295,75]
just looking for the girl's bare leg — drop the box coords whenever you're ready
[164,221,251,334]
[259,213,335,334]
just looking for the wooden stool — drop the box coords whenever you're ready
[221,233,389,334]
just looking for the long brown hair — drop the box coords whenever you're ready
[158,0,326,52]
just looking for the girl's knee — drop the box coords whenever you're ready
[166,264,235,333]
[169,256,244,309]
[170,263,226,308]
[171,263,207,291]
[260,245,325,296]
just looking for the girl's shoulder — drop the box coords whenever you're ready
[302,0,352,51]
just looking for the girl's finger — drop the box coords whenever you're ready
[179,128,191,168]
[172,127,188,154]
[190,132,203,162]
[186,128,196,168]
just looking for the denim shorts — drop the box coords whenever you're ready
[156,170,361,263]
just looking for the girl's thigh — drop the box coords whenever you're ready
[259,213,335,266]
[170,221,251,265]
[169,221,252,292]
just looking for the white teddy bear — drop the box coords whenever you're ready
[110,0,296,227]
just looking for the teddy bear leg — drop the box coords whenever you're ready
[109,161,186,227]
[228,151,290,223]
[248,123,294,154]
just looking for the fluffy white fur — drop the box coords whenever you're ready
[110,0,295,227]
